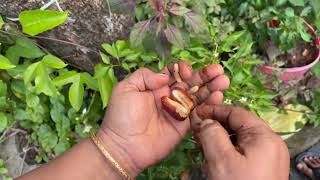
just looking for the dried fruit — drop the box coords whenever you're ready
[161,88,195,121]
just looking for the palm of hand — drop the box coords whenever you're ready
[99,62,229,173]
[103,83,187,169]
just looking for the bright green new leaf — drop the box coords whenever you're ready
[24,62,57,96]
[53,71,78,86]
[94,64,114,108]
[34,62,57,96]
[80,73,98,91]
[43,55,67,69]
[0,112,8,132]
[102,43,118,58]
[99,52,111,64]
[0,55,16,69]
[24,62,40,85]
[0,16,4,29]
[68,75,84,111]
[221,30,245,52]
[289,0,305,6]
[19,10,68,36]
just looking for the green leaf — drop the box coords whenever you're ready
[80,72,98,91]
[42,55,67,69]
[289,0,305,6]
[24,62,57,96]
[53,71,78,86]
[312,63,320,77]
[0,167,8,174]
[221,30,245,52]
[19,10,68,36]
[115,40,127,51]
[95,64,114,108]
[0,55,15,69]
[102,43,118,58]
[99,52,111,64]
[68,75,84,111]
[0,80,7,97]
[285,7,295,17]
[54,139,70,155]
[164,24,184,49]
[0,112,8,132]
[24,62,40,85]
[0,16,4,29]
[37,124,58,152]
[6,37,45,62]
[310,0,320,17]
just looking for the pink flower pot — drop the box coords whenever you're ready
[260,21,320,82]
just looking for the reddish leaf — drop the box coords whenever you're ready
[149,0,164,11]
[169,5,191,16]
[184,12,209,34]
[164,24,184,49]
[130,20,151,48]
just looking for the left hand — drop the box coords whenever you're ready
[97,61,230,177]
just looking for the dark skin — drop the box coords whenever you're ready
[17,61,289,180]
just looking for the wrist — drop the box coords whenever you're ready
[96,129,141,178]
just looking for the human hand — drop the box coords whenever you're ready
[191,105,290,180]
[97,61,229,177]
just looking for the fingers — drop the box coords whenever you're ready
[161,61,193,85]
[193,75,229,104]
[195,105,266,133]
[199,119,239,164]
[126,68,170,91]
[187,64,224,87]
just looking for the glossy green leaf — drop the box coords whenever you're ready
[68,75,84,111]
[102,43,118,58]
[0,55,15,69]
[24,62,40,85]
[99,52,111,64]
[53,71,78,86]
[0,80,7,97]
[95,64,114,108]
[19,10,68,36]
[42,55,67,69]
[80,72,98,91]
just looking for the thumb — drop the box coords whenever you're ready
[126,68,169,91]
[199,119,238,164]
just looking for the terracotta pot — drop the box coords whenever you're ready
[260,21,320,82]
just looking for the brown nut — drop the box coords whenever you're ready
[161,88,195,121]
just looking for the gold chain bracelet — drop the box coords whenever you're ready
[91,134,135,180]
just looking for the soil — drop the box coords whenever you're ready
[265,40,317,68]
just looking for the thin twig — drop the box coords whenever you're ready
[106,0,112,16]
[19,144,29,176]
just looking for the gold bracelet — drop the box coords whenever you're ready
[91,134,135,180]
